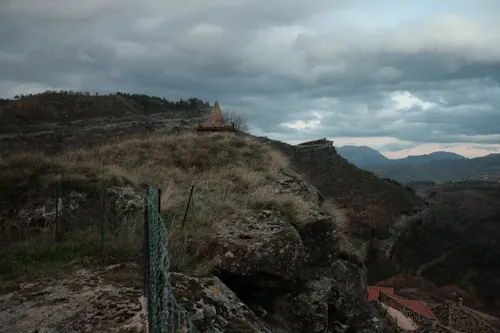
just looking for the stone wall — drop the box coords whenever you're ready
[371,300,406,333]
[380,292,433,327]
[414,321,461,333]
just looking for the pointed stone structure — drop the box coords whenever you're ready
[196,100,235,133]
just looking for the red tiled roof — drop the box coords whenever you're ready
[368,286,395,301]
[392,295,436,319]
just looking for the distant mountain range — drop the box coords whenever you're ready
[336,145,500,183]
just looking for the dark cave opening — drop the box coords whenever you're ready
[215,270,300,310]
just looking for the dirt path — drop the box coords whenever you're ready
[381,303,417,331]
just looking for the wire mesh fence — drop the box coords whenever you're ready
[56,183,198,332]
[144,184,196,333]
[52,183,199,332]
[51,182,144,255]
[54,182,108,246]
[1,181,196,332]
[55,183,197,332]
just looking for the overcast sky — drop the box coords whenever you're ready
[1,0,500,158]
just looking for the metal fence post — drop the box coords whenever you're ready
[55,182,63,241]
[101,183,106,252]
[157,188,161,213]
[143,184,195,333]
[143,194,149,297]
[181,184,195,232]
[144,187,155,333]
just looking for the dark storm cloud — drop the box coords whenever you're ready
[1,0,500,151]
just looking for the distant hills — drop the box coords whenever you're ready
[335,146,391,169]
[336,145,500,183]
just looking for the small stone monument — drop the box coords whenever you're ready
[196,101,235,133]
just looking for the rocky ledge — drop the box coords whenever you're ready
[0,173,398,333]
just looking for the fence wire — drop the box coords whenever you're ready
[43,182,197,332]
[55,182,110,246]
[144,185,196,333]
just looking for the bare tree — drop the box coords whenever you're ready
[224,110,249,133]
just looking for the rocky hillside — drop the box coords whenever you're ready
[0,91,423,238]
[0,91,430,331]
[260,138,422,239]
[0,132,401,333]
[0,91,210,155]
[371,181,500,317]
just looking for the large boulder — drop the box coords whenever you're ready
[195,172,395,333]
[272,174,324,206]
[269,260,388,333]
[298,217,339,267]
[210,210,305,286]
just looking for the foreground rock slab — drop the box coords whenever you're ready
[171,272,273,333]
[0,264,146,333]
[211,210,305,285]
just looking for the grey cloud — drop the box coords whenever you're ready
[471,144,500,152]
[379,142,422,152]
[1,0,500,153]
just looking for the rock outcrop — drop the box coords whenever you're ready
[257,138,422,238]
[171,273,272,333]
[165,172,396,332]
[0,264,147,333]
[0,172,398,333]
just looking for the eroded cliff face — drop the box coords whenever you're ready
[257,137,423,247]
[0,172,397,333]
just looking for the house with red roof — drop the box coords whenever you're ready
[368,286,395,301]
[367,286,436,327]
[391,295,436,320]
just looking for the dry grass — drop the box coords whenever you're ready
[1,132,316,277]
[0,213,144,281]
[320,197,368,265]
[336,231,369,266]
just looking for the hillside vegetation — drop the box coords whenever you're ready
[372,181,500,315]
[0,91,212,155]
[0,132,319,279]
[264,139,422,238]
[0,91,424,247]
[0,91,208,126]
[0,92,429,332]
